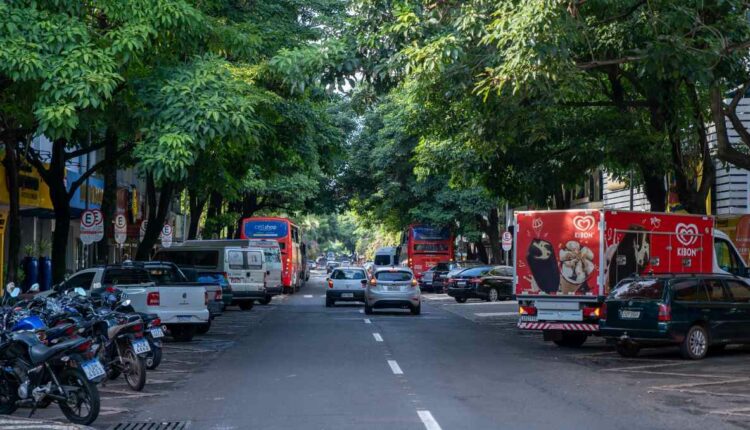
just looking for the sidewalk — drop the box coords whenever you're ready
[0,415,96,429]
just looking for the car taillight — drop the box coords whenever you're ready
[583,306,603,319]
[327,279,334,288]
[411,278,418,287]
[151,318,161,327]
[147,292,160,306]
[214,289,222,301]
[519,305,537,316]
[658,304,671,322]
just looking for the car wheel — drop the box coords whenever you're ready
[486,288,499,302]
[553,332,588,348]
[364,303,373,315]
[325,298,334,308]
[239,301,254,311]
[615,343,640,358]
[196,319,211,335]
[259,297,272,305]
[454,297,467,303]
[171,326,195,342]
[680,325,709,360]
[410,304,421,315]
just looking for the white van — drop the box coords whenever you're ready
[154,240,268,311]
[374,246,397,267]
[248,239,283,304]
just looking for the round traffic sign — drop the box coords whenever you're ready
[161,224,173,238]
[115,214,127,230]
[502,231,513,252]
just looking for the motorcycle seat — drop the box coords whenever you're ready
[29,338,86,364]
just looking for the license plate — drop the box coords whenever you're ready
[177,315,192,322]
[341,293,354,298]
[620,310,641,319]
[132,339,151,355]
[387,285,400,292]
[81,359,105,380]
[150,327,164,338]
[457,281,466,287]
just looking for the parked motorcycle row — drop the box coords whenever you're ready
[0,282,165,426]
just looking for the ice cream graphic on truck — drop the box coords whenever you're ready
[514,209,748,347]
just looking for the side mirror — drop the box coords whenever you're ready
[360,279,367,286]
[29,283,40,292]
[74,287,86,297]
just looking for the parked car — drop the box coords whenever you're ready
[326,267,368,307]
[419,266,436,291]
[365,267,421,315]
[447,265,514,303]
[143,261,223,325]
[248,239,283,304]
[57,265,209,341]
[600,274,750,359]
[153,240,269,310]
[432,261,484,293]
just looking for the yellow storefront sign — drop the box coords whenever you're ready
[0,155,53,210]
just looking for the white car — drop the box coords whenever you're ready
[326,267,368,307]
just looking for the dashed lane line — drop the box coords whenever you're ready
[388,360,403,375]
[373,333,383,342]
[364,318,371,324]
[304,295,313,298]
[417,410,442,430]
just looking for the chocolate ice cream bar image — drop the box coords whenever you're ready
[526,239,560,293]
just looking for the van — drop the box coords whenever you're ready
[248,239,283,304]
[153,240,268,310]
[374,247,397,267]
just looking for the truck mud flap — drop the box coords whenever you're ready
[517,322,598,332]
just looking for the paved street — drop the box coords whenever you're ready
[15,270,750,430]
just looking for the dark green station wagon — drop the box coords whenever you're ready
[600,274,750,360]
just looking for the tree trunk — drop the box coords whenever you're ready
[97,127,118,264]
[136,177,175,260]
[474,240,489,264]
[485,208,501,264]
[207,191,223,218]
[640,163,666,212]
[46,141,72,284]
[187,188,206,240]
[2,141,21,283]
[710,84,750,171]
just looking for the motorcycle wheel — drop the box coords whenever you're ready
[123,348,147,391]
[57,368,100,425]
[146,346,162,370]
[0,374,19,414]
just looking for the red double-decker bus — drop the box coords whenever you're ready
[398,224,454,279]
[240,216,303,293]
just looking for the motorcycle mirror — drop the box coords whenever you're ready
[5,282,14,293]
[74,287,86,297]
[29,283,40,292]
[9,287,20,298]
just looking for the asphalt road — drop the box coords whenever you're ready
[18,270,749,429]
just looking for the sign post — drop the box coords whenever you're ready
[80,209,104,245]
[160,224,173,248]
[502,231,513,264]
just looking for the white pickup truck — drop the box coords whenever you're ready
[58,265,209,341]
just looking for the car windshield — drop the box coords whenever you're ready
[458,267,492,277]
[610,279,666,300]
[376,271,413,281]
[332,269,366,280]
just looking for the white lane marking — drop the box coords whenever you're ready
[373,333,383,342]
[474,312,518,317]
[359,309,364,314]
[387,360,403,375]
[417,410,442,430]
[304,295,313,298]
[364,318,371,324]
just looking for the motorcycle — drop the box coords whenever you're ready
[0,285,103,425]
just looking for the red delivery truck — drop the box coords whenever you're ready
[513,209,749,347]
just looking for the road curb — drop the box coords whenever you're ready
[0,416,96,429]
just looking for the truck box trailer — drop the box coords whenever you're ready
[513,209,748,346]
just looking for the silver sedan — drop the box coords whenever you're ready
[365,267,421,315]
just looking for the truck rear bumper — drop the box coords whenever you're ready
[518,321,599,332]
